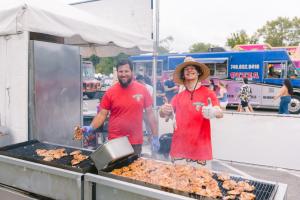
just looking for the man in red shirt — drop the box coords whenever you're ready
[159,57,223,167]
[83,59,159,155]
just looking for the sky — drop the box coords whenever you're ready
[65,0,300,52]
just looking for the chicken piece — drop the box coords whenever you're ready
[73,126,83,140]
[71,153,88,166]
[237,181,255,192]
[53,152,67,159]
[70,150,82,155]
[56,148,66,152]
[73,154,88,161]
[111,168,123,175]
[240,192,256,200]
[223,195,236,200]
[217,173,230,181]
[43,156,54,161]
[227,189,242,195]
[36,149,47,156]
[71,159,80,166]
[223,179,237,190]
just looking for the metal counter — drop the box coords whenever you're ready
[0,155,84,200]
[84,173,195,200]
[84,173,287,200]
[0,184,39,200]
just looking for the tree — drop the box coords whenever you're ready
[257,17,300,46]
[95,53,129,75]
[89,55,100,66]
[226,30,258,48]
[158,36,174,54]
[96,57,114,75]
[189,42,215,53]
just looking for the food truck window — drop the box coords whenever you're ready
[205,62,227,78]
[264,62,286,78]
[133,61,163,78]
[197,58,228,78]
[206,64,215,76]
[215,62,228,78]
[287,62,298,79]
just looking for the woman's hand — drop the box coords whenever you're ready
[159,103,173,118]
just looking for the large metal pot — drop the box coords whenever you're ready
[90,136,134,170]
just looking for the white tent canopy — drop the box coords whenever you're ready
[0,0,152,56]
[72,0,153,56]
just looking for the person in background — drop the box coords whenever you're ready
[156,79,166,106]
[209,79,217,92]
[164,73,178,102]
[159,57,223,168]
[237,78,253,112]
[136,74,153,96]
[136,74,154,141]
[217,82,228,110]
[143,74,153,86]
[82,59,159,155]
[273,79,293,114]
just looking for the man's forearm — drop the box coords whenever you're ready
[90,110,108,129]
[146,109,158,136]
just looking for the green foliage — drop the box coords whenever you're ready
[226,30,257,48]
[189,42,215,53]
[96,57,114,75]
[89,55,100,66]
[94,53,129,75]
[257,17,300,46]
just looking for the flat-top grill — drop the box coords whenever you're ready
[0,140,97,173]
[100,155,278,200]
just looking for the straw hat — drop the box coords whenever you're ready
[173,56,210,85]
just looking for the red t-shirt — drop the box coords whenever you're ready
[170,86,220,161]
[100,81,153,144]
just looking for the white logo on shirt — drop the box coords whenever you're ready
[133,94,143,102]
[192,102,204,111]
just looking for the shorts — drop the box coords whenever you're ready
[220,101,228,108]
[241,100,249,108]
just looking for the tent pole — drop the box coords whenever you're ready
[152,0,159,108]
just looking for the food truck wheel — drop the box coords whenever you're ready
[289,95,300,114]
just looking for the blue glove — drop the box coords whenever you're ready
[82,126,94,137]
[151,135,160,152]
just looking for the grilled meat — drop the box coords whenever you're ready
[36,148,67,161]
[71,153,88,166]
[240,192,256,200]
[73,126,83,140]
[110,158,256,199]
[70,150,82,155]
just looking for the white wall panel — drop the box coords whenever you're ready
[211,112,300,170]
[0,32,29,144]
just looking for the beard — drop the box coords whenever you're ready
[118,77,132,88]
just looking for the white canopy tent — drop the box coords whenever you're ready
[0,0,153,144]
[0,0,152,56]
[71,0,153,50]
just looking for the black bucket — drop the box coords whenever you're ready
[158,133,173,154]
